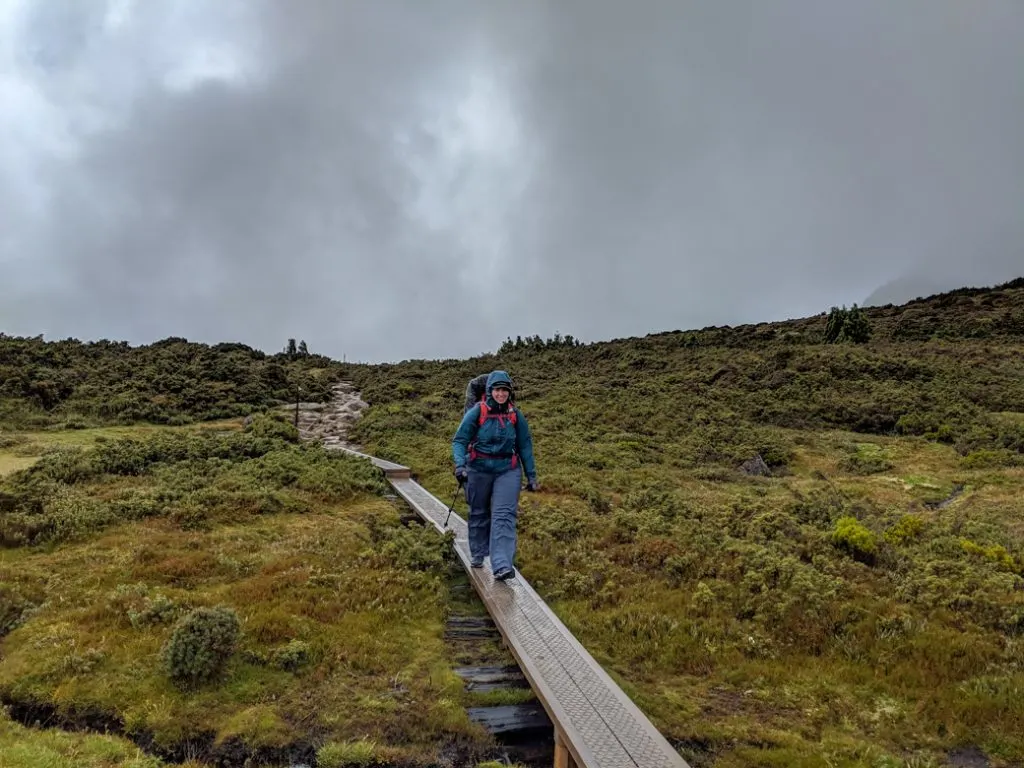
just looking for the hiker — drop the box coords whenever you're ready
[452,370,538,581]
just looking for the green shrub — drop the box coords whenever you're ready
[161,606,241,686]
[0,581,46,637]
[374,525,453,572]
[842,452,893,474]
[841,444,893,475]
[961,539,1019,573]
[753,435,795,468]
[270,640,312,671]
[884,514,925,546]
[317,739,378,767]
[241,448,387,500]
[0,432,30,449]
[830,516,877,560]
[621,488,689,520]
[244,413,299,443]
[128,594,180,628]
[789,489,846,527]
[0,486,115,546]
[962,449,1022,469]
[31,446,96,484]
[581,486,612,515]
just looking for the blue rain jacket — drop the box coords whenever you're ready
[452,370,537,481]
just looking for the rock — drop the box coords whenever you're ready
[947,746,990,768]
[740,455,771,477]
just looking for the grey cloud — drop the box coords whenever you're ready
[513,1,1024,335]
[2,1,1022,361]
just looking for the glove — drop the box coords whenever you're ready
[525,477,540,492]
[454,466,468,485]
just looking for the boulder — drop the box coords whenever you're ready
[740,454,771,477]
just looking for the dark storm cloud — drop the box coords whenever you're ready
[2,1,1022,361]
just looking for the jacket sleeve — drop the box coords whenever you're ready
[514,409,537,480]
[452,405,481,468]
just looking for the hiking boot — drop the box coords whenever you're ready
[493,568,515,581]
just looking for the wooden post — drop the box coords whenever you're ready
[554,729,577,768]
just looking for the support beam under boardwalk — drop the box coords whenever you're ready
[555,729,579,768]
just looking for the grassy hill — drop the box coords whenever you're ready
[1,278,1023,767]
[345,279,1024,767]
[0,335,341,430]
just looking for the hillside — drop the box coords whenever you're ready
[345,279,1024,766]
[1,279,1023,767]
[862,268,1024,309]
[0,336,342,429]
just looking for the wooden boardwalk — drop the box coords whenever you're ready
[333,447,690,768]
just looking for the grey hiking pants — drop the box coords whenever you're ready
[465,465,522,574]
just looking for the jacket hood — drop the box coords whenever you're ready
[486,370,513,394]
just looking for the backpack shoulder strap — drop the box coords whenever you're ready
[478,400,519,426]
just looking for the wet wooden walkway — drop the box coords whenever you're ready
[333,447,690,768]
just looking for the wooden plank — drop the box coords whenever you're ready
[454,665,526,684]
[467,704,551,737]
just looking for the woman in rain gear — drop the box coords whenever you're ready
[452,370,539,580]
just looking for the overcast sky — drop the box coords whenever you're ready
[2,1,1022,362]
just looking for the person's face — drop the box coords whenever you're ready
[492,386,510,404]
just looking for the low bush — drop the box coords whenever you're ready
[830,516,878,561]
[161,606,241,686]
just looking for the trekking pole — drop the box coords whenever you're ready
[444,481,463,528]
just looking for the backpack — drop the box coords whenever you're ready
[463,374,489,414]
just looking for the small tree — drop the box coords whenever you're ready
[824,306,845,343]
[843,305,872,343]
[823,304,872,344]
